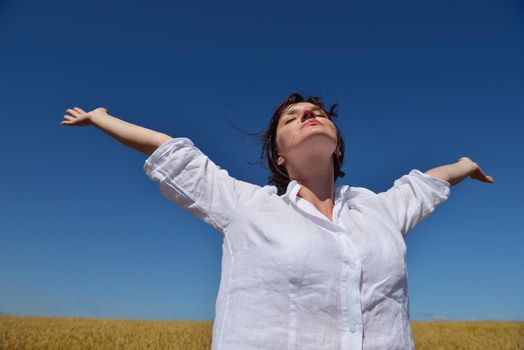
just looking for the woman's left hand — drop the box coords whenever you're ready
[458,157,495,184]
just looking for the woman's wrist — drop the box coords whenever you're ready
[89,111,110,126]
[457,157,479,175]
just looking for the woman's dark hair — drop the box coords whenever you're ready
[263,93,346,195]
[224,92,346,195]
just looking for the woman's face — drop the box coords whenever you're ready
[275,102,339,166]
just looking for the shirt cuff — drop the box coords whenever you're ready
[405,168,451,203]
[143,137,194,182]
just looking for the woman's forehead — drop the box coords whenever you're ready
[282,102,323,115]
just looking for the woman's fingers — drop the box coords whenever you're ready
[60,114,73,126]
[470,166,494,183]
[66,107,88,117]
[61,106,94,127]
[479,167,494,183]
[66,108,80,117]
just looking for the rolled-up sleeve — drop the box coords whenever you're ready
[143,137,261,234]
[377,169,451,237]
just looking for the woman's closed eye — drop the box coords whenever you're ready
[286,114,327,124]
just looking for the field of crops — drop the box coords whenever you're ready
[1,315,523,349]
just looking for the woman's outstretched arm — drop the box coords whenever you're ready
[425,157,495,186]
[60,107,172,156]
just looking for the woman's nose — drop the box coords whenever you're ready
[302,110,316,121]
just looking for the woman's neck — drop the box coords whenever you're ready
[289,157,336,220]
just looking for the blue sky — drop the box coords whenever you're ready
[0,0,522,322]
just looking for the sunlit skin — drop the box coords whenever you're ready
[275,102,341,222]
[273,102,495,222]
[61,103,495,223]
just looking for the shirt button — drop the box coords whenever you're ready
[349,323,356,332]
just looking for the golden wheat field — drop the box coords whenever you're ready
[1,315,523,349]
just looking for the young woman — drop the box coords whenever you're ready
[61,93,494,350]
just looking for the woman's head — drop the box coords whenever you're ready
[262,93,346,195]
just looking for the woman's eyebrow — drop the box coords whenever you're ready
[283,106,323,116]
[283,109,298,115]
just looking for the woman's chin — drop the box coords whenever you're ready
[295,132,337,149]
[290,145,337,163]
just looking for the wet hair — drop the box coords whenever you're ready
[262,92,346,195]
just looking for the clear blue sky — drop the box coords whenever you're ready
[0,0,522,322]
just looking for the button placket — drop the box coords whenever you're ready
[293,196,347,234]
[337,232,364,347]
[341,271,348,282]
[336,233,350,333]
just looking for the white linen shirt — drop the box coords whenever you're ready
[143,137,451,350]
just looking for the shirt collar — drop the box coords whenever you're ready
[280,180,351,204]
[281,180,301,203]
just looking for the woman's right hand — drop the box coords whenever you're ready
[60,107,110,127]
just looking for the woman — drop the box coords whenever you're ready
[61,93,494,350]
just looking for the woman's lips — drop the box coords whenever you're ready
[302,120,320,128]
